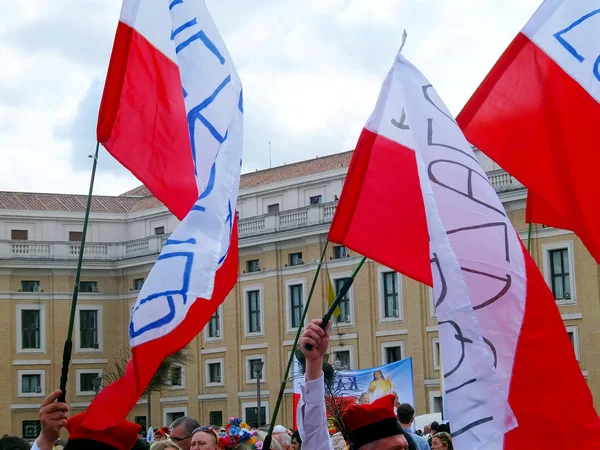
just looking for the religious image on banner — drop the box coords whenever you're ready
[292,357,414,428]
[333,359,414,407]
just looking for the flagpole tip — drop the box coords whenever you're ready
[399,30,408,53]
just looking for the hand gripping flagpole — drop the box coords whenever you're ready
[263,251,367,449]
[262,240,329,449]
[58,142,100,403]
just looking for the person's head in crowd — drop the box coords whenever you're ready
[154,430,168,442]
[431,432,453,450]
[151,442,181,450]
[170,417,200,450]
[423,425,431,435]
[132,439,151,450]
[415,430,422,436]
[290,430,301,450]
[253,431,282,450]
[342,394,412,449]
[436,423,450,434]
[61,411,140,450]
[189,426,219,450]
[396,403,417,428]
[430,422,439,434]
[0,436,31,450]
[272,430,292,450]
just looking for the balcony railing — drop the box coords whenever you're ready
[0,235,170,261]
[0,170,522,262]
[488,169,522,192]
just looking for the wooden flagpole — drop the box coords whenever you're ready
[58,142,100,403]
[261,240,329,446]
[263,253,368,449]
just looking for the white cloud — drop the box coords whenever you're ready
[0,0,542,195]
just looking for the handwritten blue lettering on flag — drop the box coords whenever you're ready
[84,0,242,429]
[130,0,242,347]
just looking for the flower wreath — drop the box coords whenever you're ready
[218,418,262,449]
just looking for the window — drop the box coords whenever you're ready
[429,287,437,319]
[289,284,303,329]
[549,248,571,300]
[11,229,28,240]
[247,290,261,333]
[208,308,221,339]
[267,203,280,213]
[382,341,405,365]
[209,411,223,427]
[133,278,144,290]
[134,416,147,433]
[17,305,45,353]
[22,374,41,394]
[79,281,98,293]
[334,278,351,323]
[432,395,443,414]
[18,370,45,397]
[432,338,441,370]
[566,326,580,361]
[170,364,184,389]
[165,410,186,427]
[289,252,303,266]
[22,420,41,440]
[76,369,102,395]
[21,280,40,293]
[154,226,165,235]
[333,245,348,259]
[79,309,99,349]
[244,406,267,429]
[208,363,221,383]
[382,272,399,319]
[206,358,224,386]
[246,259,260,273]
[333,350,351,369]
[385,346,402,364]
[69,231,83,242]
[309,195,323,205]
[246,356,265,383]
[21,309,40,350]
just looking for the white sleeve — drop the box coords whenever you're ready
[297,373,334,450]
[30,440,42,450]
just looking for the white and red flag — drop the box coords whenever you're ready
[457,0,600,264]
[84,0,243,429]
[330,38,600,448]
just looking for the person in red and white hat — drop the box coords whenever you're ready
[31,389,141,450]
[298,319,412,450]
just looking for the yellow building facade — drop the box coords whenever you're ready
[0,150,598,439]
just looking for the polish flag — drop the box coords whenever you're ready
[330,39,600,448]
[457,0,600,264]
[84,0,243,429]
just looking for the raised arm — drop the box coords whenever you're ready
[297,319,334,450]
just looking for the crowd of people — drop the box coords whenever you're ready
[0,319,455,450]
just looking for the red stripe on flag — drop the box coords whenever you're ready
[504,246,600,448]
[83,221,239,430]
[97,22,198,220]
[457,32,600,264]
[525,192,571,230]
[292,393,300,430]
[329,128,432,286]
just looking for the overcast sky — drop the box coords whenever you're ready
[0,0,541,196]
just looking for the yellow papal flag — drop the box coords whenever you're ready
[325,265,341,320]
